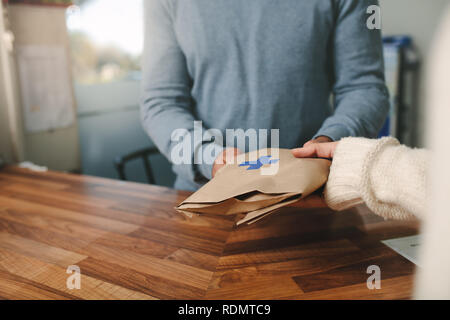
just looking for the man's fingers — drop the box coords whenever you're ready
[303,136,332,148]
[212,148,242,177]
[315,143,333,159]
[292,142,337,159]
[291,145,318,158]
[215,148,241,165]
[212,163,224,178]
[224,148,242,164]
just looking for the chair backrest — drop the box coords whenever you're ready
[113,147,159,184]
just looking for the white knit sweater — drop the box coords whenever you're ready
[324,136,428,221]
[325,5,450,298]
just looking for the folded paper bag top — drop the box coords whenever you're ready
[176,148,331,220]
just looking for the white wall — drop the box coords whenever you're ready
[0,39,13,162]
[0,1,24,164]
[0,64,14,163]
[7,4,81,171]
[380,0,450,146]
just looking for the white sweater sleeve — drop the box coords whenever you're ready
[324,137,428,220]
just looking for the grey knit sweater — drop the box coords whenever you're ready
[140,0,389,190]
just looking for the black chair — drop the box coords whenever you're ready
[113,147,159,184]
[0,156,5,170]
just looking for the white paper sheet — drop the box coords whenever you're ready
[382,235,421,267]
[16,45,75,133]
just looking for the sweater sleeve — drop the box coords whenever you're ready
[324,137,428,220]
[140,0,223,184]
[314,0,389,141]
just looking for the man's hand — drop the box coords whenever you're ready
[303,135,333,148]
[291,141,338,159]
[294,135,335,158]
[212,148,242,178]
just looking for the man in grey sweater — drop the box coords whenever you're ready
[140,0,389,191]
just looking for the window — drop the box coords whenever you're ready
[66,0,143,84]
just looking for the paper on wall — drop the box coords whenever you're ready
[16,45,75,133]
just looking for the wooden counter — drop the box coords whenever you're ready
[0,166,419,299]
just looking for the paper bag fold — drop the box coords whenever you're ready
[176,148,330,225]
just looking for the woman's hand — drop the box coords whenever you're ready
[291,141,339,160]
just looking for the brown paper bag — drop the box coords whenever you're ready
[176,148,331,225]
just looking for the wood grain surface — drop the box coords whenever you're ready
[0,166,420,300]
